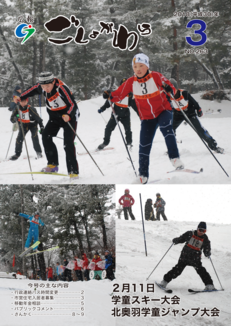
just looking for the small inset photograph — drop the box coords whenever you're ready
[115,184,231,326]
[0,184,115,325]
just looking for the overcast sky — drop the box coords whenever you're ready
[116,184,231,225]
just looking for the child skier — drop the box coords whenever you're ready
[9,98,44,160]
[118,189,135,220]
[159,222,215,291]
[103,53,183,184]
[18,72,80,180]
[169,78,224,154]
[19,212,45,250]
[97,78,139,151]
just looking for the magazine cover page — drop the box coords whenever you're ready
[0,0,231,325]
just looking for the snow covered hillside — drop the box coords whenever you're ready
[0,93,230,184]
[0,278,115,326]
[116,219,231,326]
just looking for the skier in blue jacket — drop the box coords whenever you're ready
[19,212,45,250]
[105,250,115,280]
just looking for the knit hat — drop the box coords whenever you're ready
[198,221,207,230]
[169,78,178,90]
[132,53,149,68]
[39,72,54,84]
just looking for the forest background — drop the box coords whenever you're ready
[0,184,115,279]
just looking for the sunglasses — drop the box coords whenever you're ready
[198,228,206,233]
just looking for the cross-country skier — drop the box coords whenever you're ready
[19,212,44,250]
[97,78,139,151]
[18,72,80,180]
[145,199,155,221]
[169,78,224,154]
[118,189,135,220]
[154,193,167,221]
[9,97,44,160]
[103,53,184,184]
[159,222,215,291]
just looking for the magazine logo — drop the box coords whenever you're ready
[15,20,36,44]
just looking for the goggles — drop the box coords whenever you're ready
[198,228,206,233]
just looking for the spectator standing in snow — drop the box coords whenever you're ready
[145,199,155,221]
[119,189,135,220]
[154,193,167,221]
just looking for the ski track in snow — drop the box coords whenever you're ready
[116,220,231,326]
[1,94,231,184]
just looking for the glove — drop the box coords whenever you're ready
[103,90,111,99]
[164,84,173,93]
[197,108,203,117]
[204,251,211,258]
[98,108,103,113]
[10,116,18,123]
[172,238,179,244]
[39,126,44,134]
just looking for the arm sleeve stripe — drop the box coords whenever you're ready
[60,85,74,114]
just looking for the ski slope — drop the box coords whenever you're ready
[116,219,231,326]
[0,93,230,184]
[0,278,115,326]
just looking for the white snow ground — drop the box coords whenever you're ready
[0,278,115,326]
[116,219,231,326]
[0,93,230,184]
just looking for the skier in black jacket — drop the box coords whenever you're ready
[97,78,139,151]
[159,222,215,291]
[169,78,224,154]
[9,98,44,160]
[18,72,80,180]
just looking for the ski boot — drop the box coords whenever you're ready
[97,143,107,151]
[41,165,58,173]
[213,147,224,154]
[69,173,79,181]
[204,284,215,291]
[127,143,133,151]
[132,175,148,184]
[170,157,184,170]
[160,280,168,288]
[36,152,43,159]
[9,154,20,161]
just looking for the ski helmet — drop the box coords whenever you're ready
[156,193,160,197]
[35,211,40,216]
[125,189,130,194]
[120,78,127,85]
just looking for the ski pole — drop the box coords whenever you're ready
[146,243,174,280]
[108,98,137,177]
[66,121,104,176]
[54,135,77,145]
[140,194,147,256]
[100,113,107,124]
[5,130,14,160]
[209,257,224,290]
[16,104,34,180]
[165,90,229,177]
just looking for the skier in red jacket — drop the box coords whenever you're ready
[119,189,135,220]
[92,252,103,271]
